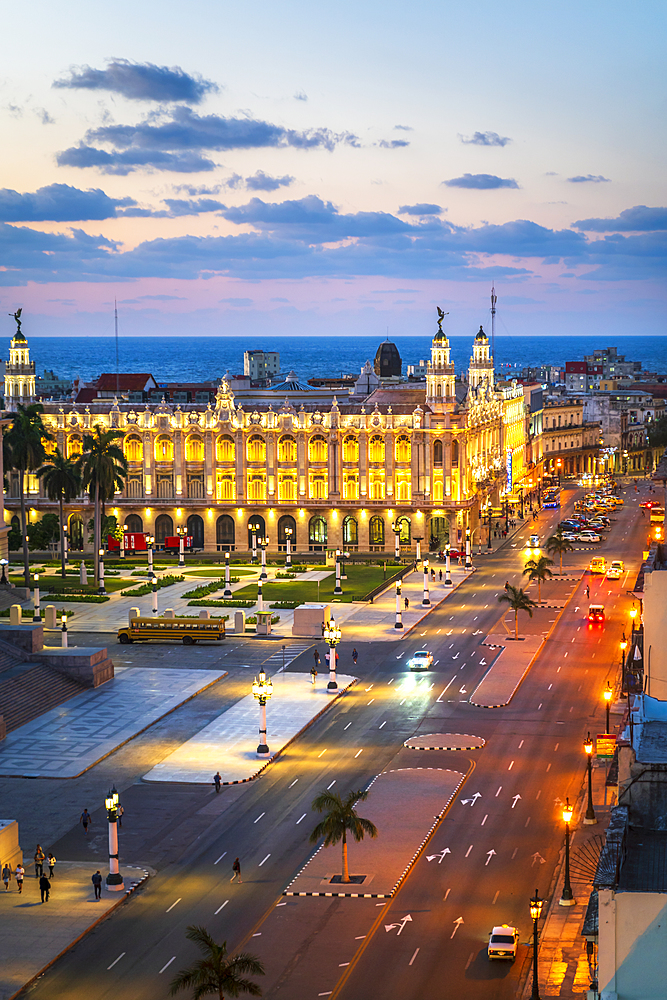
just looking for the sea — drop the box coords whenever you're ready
[26,334,667,385]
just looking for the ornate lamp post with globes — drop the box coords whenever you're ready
[422,558,430,607]
[105,786,124,892]
[259,535,269,581]
[559,797,576,906]
[223,551,232,598]
[322,616,341,691]
[252,668,273,757]
[176,523,187,568]
[583,733,597,825]
[604,681,613,733]
[284,526,293,569]
[529,889,544,999]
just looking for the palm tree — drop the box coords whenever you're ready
[78,426,127,584]
[4,403,54,586]
[310,788,378,883]
[522,553,554,604]
[37,449,81,578]
[498,584,537,640]
[545,529,574,575]
[169,925,264,1000]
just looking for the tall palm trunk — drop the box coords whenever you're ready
[94,479,101,585]
[514,609,519,640]
[19,469,30,587]
[538,578,542,604]
[342,830,349,883]
[59,494,66,579]
[560,552,563,575]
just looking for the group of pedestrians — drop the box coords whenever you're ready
[2,844,57,902]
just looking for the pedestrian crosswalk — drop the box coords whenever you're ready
[264,643,313,672]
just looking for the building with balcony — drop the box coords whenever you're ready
[542,397,601,477]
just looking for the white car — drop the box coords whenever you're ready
[577,531,600,543]
[606,560,624,580]
[488,925,520,961]
[409,650,433,671]
[562,532,578,542]
[528,534,540,548]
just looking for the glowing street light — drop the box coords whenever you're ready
[252,668,273,756]
[395,579,403,630]
[151,573,158,616]
[465,525,472,569]
[223,550,232,598]
[604,682,613,733]
[33,573,41,623]
[284,526,293,569]
[259,535,269,581]
[105,786,124,891]
[529,889,544,999]
[334,548,343,596]
[322,616,341,691]
[422,559,430,607]
[146,534,155,576]
[249,521,261,564]
[98,547,106,595]
[559,797,576,906]
[583,733,597,825]
[445,543,452,586]
[176,523,187,568]
[392,521,401,561]
[120,522,128,560]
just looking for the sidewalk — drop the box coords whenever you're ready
[0,860,151,1000]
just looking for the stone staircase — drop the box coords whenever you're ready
[0,662,87,734]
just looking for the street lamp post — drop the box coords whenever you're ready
[0,558,8,585]
[98,547,106,595]
[445,543,452,586]
[604,681,613,733]
[505,496,510,533]
[413,536,423,562]
[150,573,159,616]
[120,523,127,560]
[61,611,68,648]
[559,798,576,906]
[465,526,472,569]
[322,616,341,691]
[284,527,293,569]
[584,733,597,825]
[63,525,68,567]
[252,668,273,756]
[395,579,403,629]
[530,890,544,999]
[487,505,493,550]
[334,548,343,596]
[620,633,628,673]
[259,535,269,581]
[249,521,260,564]
[422,559,430,607]
[392,521,401,562]
[223,551,232,598]
[33,573,41,623]
[147,534,154,576]
[257,577,264,612]
[105,787,124,891]
[176,524,186,569]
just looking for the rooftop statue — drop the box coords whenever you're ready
[9,307,22,334]
[436,306,449,332]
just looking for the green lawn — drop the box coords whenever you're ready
[232,565,393,604]
[182,567,256,578]
[39,576,128,594]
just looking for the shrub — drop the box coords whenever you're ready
[120,574,184,597]
[187,599,255,608]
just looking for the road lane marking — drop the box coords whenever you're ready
[215,900,229,914]
[259,854,271,866]
[388,678,394,684]
[492,891,500,904]
[214,852,227,865]
[554,743,559,751]
[339,962,350,967]
[465,952,474,970]
[252,933,261,937]
[481,814,488,826]
[344,723,352,730]
[548,683,553,690]
[367,698,374,705]
[166,898,181,912]
[277,902,286,906]
[355,936,366,939]
[525,817,531,827]
[288,778,299,788]
[354,749,363,758]
[444,888,451,900]
[536,790,542,800]
[496,786,502,797]
[400,699,406,705]
[254,812,265,823]
[465,845,473,857]
[158,957,175,974]
[409,948,420,966]
[296,814,306,824]
[512,848,518,859]
[108,953,125,971]
[547,763,551,771]
[379,721,386,728]
[518,740,524,748]
[318,749,328,756]
[327,780,336,789]
[365,684,374,691]
[538,703,543,710]
[508,761,514,770]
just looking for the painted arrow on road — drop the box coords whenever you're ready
[385,914,412,935]
[426,848,451,864]
[532,852,546,866]
[459,686,467,694]
[485,850,496,866]
[461,792,482,806]
[479,658,487,666]
[450,917,464,939]
[512,795,522,808]
[452,652,460,659]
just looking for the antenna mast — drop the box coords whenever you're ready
[114,299,119,396]
[490,285,497,366]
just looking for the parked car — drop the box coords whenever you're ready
[561,532,578,542]
[578,531,601,543]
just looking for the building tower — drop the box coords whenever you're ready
[468,325,494,390]
[4,309,35,411]
[426,308,456,412]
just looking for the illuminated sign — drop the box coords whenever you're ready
[596,734,616,759]
[506,450,513,491]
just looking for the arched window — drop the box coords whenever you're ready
[436,383,442,397]
[278,435,297,463]
[126,514,143,534]
[278,474,297,502]
[186,435,204,462]
[396,516,411,545]
[452,440,459,467]
[217,473,235,501]
[67,435,82,458]
[155,514,173,544]
[343,515,358,547]
[68,513,83,550]
[309,435,327,463]
[395,436,411,463]
[247,516,266,549]
[186,514,204,549]
[434,440,443,466]
[247,474,266,502]
[369,435,385,463]
[308,516,327,550]
[247,435,266,463]
[216,435,235,462]
[429,516,448,550]
[369,515,385,547]
[155,436,174,462]
[124,435,143,463]
[216,515,235,551]
[278,514,296,550]
[342,435,359,463]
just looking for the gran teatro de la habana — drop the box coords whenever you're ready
[4,318,549,559]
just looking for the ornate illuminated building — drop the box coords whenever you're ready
[3,319,545,555]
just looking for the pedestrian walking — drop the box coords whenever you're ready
[230,857,242,883]
[404,597,409,610]
[47,853,56,878]
[213,772,222,793]
[117,804,124,827]
[310,665,318,685]
[313,649,320,670]
[80,809,92,835]
[34,845,45,878]
[439,569,443,582]
[15,864,24,893]
[2,864,11,891]
[92,870,102,900]
[585,584,590,599]
[39,874,50,903]
[352,648,358,665]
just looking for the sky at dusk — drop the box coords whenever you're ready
[1,0,666,340]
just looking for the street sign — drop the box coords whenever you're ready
[596,734,616,759]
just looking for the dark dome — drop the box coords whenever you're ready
[374,339,402,377]
[474,325,489,344]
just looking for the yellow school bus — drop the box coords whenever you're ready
[117,616,225,645]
